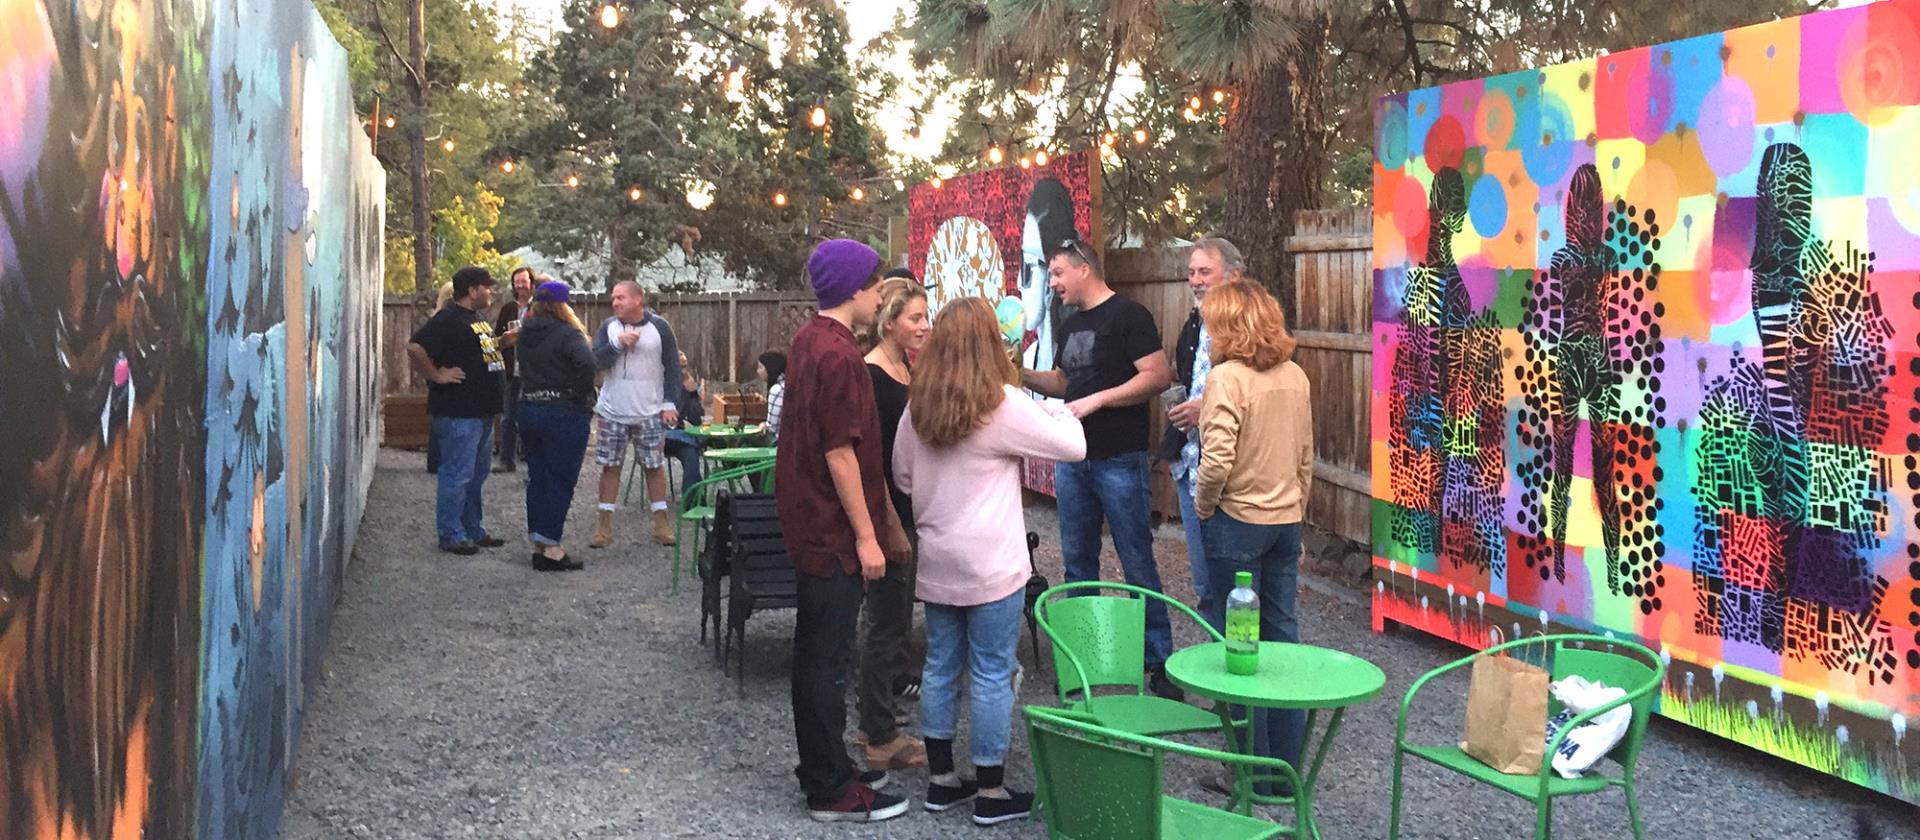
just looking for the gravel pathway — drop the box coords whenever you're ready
[280,450,1914,839]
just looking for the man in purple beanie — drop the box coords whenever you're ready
[776,238,912,823]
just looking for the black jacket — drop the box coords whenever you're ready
[1155,307,1204,463]
[515,315,597,412]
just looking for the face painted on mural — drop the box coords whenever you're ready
[1373,2,1920,804]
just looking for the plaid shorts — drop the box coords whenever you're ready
[595,415,667,469]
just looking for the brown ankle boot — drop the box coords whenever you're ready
[651,508,676,545]
[589,510,614,548]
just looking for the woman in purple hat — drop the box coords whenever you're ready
[514,279,597,571]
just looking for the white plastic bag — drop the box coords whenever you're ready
[1545,675,1629,778]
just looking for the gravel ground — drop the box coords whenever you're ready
[280,449,1915,839]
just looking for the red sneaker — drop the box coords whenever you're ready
[807,782,910,823]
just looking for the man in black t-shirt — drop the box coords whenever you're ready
[408,266,508,555]
[1019,240,1180,697]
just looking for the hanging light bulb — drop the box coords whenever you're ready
[850,186,866,201]
[442,138,456,152]
[930,177,944,190]
[809,97,828,129]
[1101,131,1117,147]
[383,115,397,129]
[773,191,789,207]
[628,186,644,202]
[1034,150,1050,167]
[1188,95,1203,110]
[500,160,516,174]
[725,62,746,96]
[1182,106,1199,122]
[598,3,620,29]
[986,145,1004,165]
[1018,155,1032,169]
[1212,89,1227,105]
[1131,127,1148,145]
[565,174,580,189]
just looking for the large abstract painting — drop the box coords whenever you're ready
[0,1,384,837]
[1372,0,1920,801]
[908,152,1099,494]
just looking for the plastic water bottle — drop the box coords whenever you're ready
[1225,571,1259,675]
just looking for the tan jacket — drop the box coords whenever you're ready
[1194,359,1313,524]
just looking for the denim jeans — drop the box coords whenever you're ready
[1200,512,1305,774]
[792,566,866,805]
[1055,451,1173,667]
[920,589,1024,768]
[518,403,590,546]
[1174,472,1212,607]
[663,429,702,495]
[497,378,522,466]
[432,416,494,547]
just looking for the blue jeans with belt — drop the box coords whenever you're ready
[1200,511,1305,779]
[1054,450,1173,668]
[519,402,590,546]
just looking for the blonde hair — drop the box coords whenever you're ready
[530,299,590,338]
[434,281,454,309]
[861,277,927,351]
[909,297,1017,447]
[1203,281,1295,371]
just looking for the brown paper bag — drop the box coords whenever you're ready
[1461,654,1550,774]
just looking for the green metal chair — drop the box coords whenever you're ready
[1389,632,1666,840]
[1025,705,1299,839]
[1034,581,1236,738]
[671,460,773,595]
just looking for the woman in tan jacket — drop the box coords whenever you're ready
[1193,281,1313,785]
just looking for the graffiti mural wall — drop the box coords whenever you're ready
[0,1,384,837]
[908,153,1099,493]
[1371,0,1920,800]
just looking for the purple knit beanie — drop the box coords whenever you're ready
[806,239,881,309]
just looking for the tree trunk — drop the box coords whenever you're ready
[1220,15,1330,325]
[408,0,432,294]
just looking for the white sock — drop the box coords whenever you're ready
[651,500,668,512]
[930,772,960,787]
[599,503,617,512]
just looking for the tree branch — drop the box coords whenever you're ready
[369,0,424,90]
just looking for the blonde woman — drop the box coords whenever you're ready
[857,277,933,769]
[514,280,597,571]
[1193,281,1312,789]
[893,297,1085,825]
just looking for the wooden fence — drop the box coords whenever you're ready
[382,291,817,396]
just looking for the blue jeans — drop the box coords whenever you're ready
[519,403,590,546]
[1174,472,1211,607]
[1200,513,1305,775]
[433,416,494,547]
[1055,451,1173,667]
[921,590,1024,768]
[664,429,702,495]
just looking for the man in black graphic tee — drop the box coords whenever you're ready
[408,266,507,555]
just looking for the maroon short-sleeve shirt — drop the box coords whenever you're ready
[775,316,889,578]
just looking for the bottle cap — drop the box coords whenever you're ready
[1236,571,1253,587]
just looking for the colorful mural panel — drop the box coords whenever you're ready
[908,153,1099,494]
[0,1,384,837]
[1372,0,1920,801]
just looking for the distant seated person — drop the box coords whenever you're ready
[664,350,704,495]
[758,350,786,440]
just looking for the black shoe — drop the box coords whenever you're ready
[440,541,479,556]
[532,552,583,572]
[474,536,508,548]
[924,778,978,812]
[972,790,1032,826]
[859,769,892,790]
[807,783,909,823]
[1147,668,1183,702]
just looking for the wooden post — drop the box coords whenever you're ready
[727,295,738,382]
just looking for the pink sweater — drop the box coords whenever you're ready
[893,386,1087,606]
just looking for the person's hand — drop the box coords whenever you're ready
[1066,393,1105,419]
[1167,397,1202,431]
[618,329,640,348]
[431,367,466,385]
[661,408,680,427]
[856,536,886,581]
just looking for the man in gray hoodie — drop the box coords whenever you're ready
[589,280,683,547]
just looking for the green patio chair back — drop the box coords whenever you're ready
[1389,632,1666,840]
[1025,705,1292,840]
[1034,582,1229,737]
[670,460,773,595]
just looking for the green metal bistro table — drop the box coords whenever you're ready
[704,446,776,492]
[1164,641,1387,838]
[683,423,766,448]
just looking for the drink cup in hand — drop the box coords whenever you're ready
[1162,383,1188,407]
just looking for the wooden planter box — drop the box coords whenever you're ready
[383,393,430,450]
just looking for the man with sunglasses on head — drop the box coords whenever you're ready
[1020,238,1181,700]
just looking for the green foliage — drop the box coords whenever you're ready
[435,182,517,282]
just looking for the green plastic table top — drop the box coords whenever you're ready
[685,423,765,440]
[1164,641,1386,709]
[705,446,776,464]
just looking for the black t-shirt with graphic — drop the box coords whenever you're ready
[411,303,505,418]
[1054,293,1162,460]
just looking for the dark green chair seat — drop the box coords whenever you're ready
[1399,744,1613,798]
